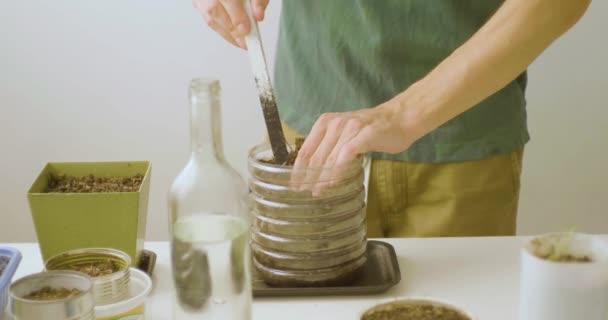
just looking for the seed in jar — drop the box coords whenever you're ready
[68,259,122,277]
[24,286,82,300]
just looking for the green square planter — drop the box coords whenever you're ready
[27,161,151,264]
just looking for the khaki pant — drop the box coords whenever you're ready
[280,123,524,238]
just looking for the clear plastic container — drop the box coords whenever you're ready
[252,238,367,270]
[248,144,367,287]
[252,203,366,236]
[251,222,367,253]
[94,268,152,320]
[0,246,22,315]
[253,253,367,288]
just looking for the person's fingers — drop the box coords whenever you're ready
[252,0,270,21]
[336,127,373,166]
[195,0,232,30]
[305,132,341,195]
[194,0,242,48]
[219,0,250,37]
[314,118,362,193]
[295,113,336,167]
[302,116,346,195]
[322,117,363,170]
[307,119,344,169]
[214,5,248,48]
[208,19,241,48]
[235,37,247,49]
[289,113,333,190]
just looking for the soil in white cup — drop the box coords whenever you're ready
[530,236,593,263]
[361,301,471,320]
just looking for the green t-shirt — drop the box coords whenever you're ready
[273,0,529,163]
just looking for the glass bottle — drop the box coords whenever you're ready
[168,78,251,320]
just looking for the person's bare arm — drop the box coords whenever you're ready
[297,0,592,176]
[394,0,592,149]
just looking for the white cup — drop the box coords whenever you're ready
[518,232,608,320]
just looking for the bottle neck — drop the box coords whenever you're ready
[189,79,225,162]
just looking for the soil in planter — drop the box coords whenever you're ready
[361,302,471,320]
[530,238,593,263]
[0,256,9,277]
[24,286,82,300]
[45,173,144,193]
[67,259,123,277]
[260,137,305,166]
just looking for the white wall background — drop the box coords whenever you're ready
[0,1,606,242]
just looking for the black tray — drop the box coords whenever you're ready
[252,240,401,297]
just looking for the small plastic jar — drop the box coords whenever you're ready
[45,248,131,305]
[9,270,95,320]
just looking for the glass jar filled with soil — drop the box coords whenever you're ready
[248,142,367,287]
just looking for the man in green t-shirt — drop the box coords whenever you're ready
[194,0,591,237]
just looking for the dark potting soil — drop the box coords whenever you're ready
[260,137,305,166]
[361,303,471,320]
[255,76,290,165]
[0,256,9,277]
[45,173,144,193]
[24,287,82,300]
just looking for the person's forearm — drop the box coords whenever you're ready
[394,0,591,141]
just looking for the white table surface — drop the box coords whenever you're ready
[4,236,605,319]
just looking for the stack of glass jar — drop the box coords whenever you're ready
[248,144,367,287]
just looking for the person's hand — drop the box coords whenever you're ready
[193,0,269,49]
[291,102,418,195]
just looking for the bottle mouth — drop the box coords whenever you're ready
[189,78,220,98]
